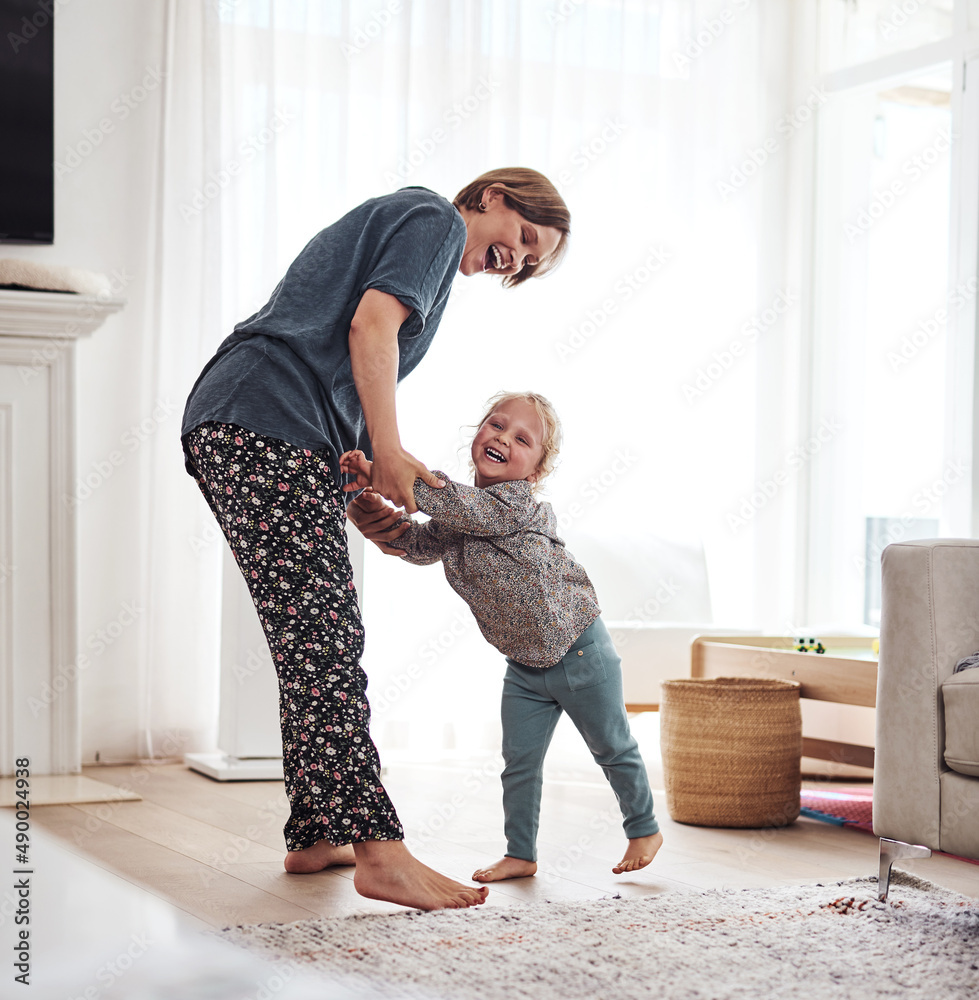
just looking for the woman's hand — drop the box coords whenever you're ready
[370,447,445,514]
[346,488,410,556]
[339,449,374,492]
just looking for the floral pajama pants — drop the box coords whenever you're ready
[184,421,403,850]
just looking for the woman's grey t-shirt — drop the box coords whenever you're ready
[181,187,467,484]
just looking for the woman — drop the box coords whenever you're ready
[181,168,570,911]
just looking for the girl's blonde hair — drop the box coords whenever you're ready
[471,391,562,491]
[453,168,571,288]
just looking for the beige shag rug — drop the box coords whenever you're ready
[214,874,979,999]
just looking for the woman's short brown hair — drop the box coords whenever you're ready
[454,168,571,288]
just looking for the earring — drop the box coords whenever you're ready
[479,202,486,211]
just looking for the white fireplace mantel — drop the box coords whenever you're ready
[0,288,126,339]
[0,288,125,776]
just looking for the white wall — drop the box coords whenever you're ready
[10,1,208,762]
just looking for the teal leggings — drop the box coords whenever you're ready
[500,617,658,862]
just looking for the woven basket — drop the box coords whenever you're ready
[660,677,802,828]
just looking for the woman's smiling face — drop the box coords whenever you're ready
[458,187,562,279]
[471,397,546,488]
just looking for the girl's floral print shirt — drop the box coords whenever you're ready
[398,472,600,668]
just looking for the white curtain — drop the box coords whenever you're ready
[141,0,801,755]
[135,0,223,757]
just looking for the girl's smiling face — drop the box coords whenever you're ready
[458,188,562,279]
[471,398,545,487]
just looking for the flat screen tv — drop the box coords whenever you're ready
[0,0,54,244]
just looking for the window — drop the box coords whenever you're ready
[807,1,979,625]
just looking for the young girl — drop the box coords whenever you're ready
[341,391,662,882]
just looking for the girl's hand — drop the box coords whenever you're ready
[339,449,374,492]
[370,447,444,514]
[346,488,410,556]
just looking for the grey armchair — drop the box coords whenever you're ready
[874,539,979,899]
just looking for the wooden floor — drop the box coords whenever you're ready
[30,731,979,930]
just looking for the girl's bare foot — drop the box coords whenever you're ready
[612,831,663,874]
[353,839,489,910]
[284,838,357,873]
[472,856,537,882]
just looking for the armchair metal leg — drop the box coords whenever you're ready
[878,837,932,901]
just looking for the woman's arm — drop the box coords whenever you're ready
[346,488,410,556]
[345,486,444,564]
[348,289,444,513]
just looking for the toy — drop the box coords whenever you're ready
[795,637,826,654]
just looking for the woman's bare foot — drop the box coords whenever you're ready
[284,838,357,873]
[612,831,663,874]
[352,839,489,910]
[472,856,537,882]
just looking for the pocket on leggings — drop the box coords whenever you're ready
[565,640,608,692]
